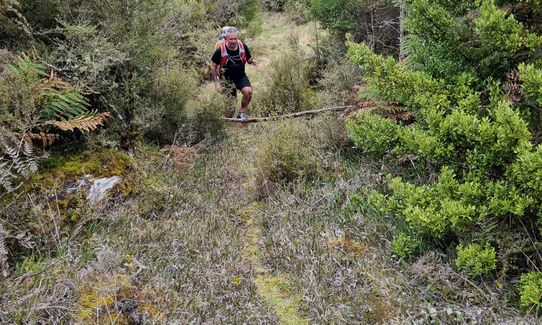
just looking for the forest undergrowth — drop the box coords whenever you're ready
[1,4,542,324]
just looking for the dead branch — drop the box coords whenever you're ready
[223,105,356,123]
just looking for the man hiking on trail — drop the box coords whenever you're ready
[211,27,259,121]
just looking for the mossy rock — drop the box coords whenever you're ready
[0,148,140,276]
[21,148,136,197]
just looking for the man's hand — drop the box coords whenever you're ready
[249,59,260,67]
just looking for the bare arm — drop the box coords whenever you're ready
[211,62,221,91]
[211,62,220,82]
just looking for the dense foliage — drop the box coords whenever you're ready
[0,0,266,192]
[347,0,542,308]
[307,0,400,56]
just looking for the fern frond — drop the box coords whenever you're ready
[22,138,33,157]
[0,160,14,192]
[26,132,59,147]
[45,112,111,133]
[0,135,40,191]
[40,90,90,119]
[22,140,37,173]
[3,141,19,160]
[8,55,48,78]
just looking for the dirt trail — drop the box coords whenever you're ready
[224,14,314,323]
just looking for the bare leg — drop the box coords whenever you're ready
[240,86,253,114]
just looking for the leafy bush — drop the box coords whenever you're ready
[183,89,227,145]
[254,51,314,116]
[346,112,399,156]
[144,64,198,144]
[518,63,542,116]
[317,58,362,106]
[519,272,542,309]
[235,0,263,37]
[308,0,399,56]
[455,243,497,277]
[254,120,318,186]
[345,1,542,296]
[391,233,421,258]
[405,0,542,83]
[308,0,363,33]
[18,0,60,30]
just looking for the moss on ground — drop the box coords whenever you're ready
[254,275,308,325]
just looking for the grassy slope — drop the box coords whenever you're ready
[1,12,538,324]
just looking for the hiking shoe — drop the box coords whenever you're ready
[238,113,247,121]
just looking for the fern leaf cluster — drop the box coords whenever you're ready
[26,132,58,147]
[40,89,90,119]
[45,112,110,132]
[0,135,38,191]
[8,55,48,78]
[0,55,110,192]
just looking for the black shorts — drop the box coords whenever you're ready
[225,74,251,97]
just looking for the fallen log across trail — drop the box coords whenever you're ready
[223,105,357,123]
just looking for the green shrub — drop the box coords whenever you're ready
[0,57,42,137]
[308,0,361,33]
[519,63,542,107]
[455,243,497,277]
[144,64,197,144]
[235,0,263,37]
[254,51,314,116]
[509,145,542,203]
[519,271,542,309]
[391,233,421,258]
[318,58,362,106]
[19,0,60,30]
[346,112,399,156]
[183,90,227,145]
[254,120,318,184]
[52,22,128,93]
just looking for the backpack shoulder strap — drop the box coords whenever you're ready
[238,40,247,64]
[220,40,228,66]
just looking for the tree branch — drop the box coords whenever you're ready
[223,105,356,123]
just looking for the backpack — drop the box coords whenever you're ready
[219,40,247,67]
